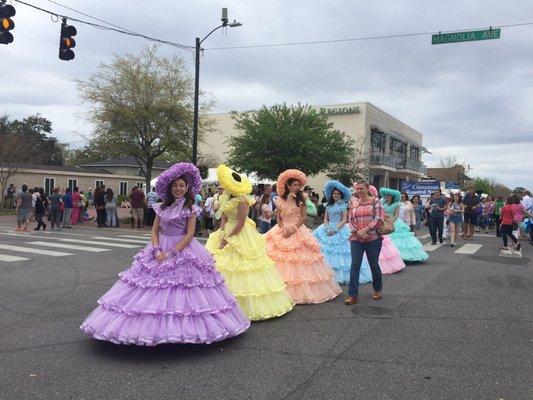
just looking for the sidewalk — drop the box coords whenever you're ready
[0,207,152,232]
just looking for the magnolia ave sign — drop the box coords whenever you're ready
[431,28,501,45]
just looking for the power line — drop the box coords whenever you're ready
[14,0,194,51]
[42,0,138,35]
[205,21,533,50]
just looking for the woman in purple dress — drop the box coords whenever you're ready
[80,162,250,345]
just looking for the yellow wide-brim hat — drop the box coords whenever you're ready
[216,164,252,196]
[276,169,307,197]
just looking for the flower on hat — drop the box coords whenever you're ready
[276,169,308,197]
[155,162,202,202]
[324,180,352,202]
[216,164,252,196]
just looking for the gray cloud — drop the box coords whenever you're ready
[1,0,532,190]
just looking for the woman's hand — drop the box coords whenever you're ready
[155,251,166,263]
[219,238,228,249]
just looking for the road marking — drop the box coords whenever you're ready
[0,253,29,262]
[423,242,444,251]
[417,234,431,239]
[29,241,110,253]
[0,244,73,257]
[119,235,152,240]
[90,236,148,244]
[54,238,140,248]
[454,244,483,254]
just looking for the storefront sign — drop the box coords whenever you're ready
[445,182,461,190]
[319,106,360,116]
[431,28,501,45]
[401,181,440,196]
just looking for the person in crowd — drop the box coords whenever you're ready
[270,183,278,228]
[130,186,146,229]
[86,188,93,207]
[313,180,373,285]
[33,188,49,231]
[93,186,106,228]
[382,188,429,261]
[206,164,294,320]
[481,195,495,233]
[426,190,446,245]
[411,195,425,234]
[49,187,63,231]
[510,194,525,239]
[71,187,82,225]
[5,183,16,209]
[212,186,224,230]
[15,184,33,232]
[78,190,88,224]
[202,192,215,235]
[146,186,159,226]
[258,192,274,234]
[462,187,480,240]
[399,192,416,230]
[105,188,118,228]
[265,169,341,304]
[447,193,464,247]
[494,196,505,237]
[521,190,533,245]
[81,162,250,344]
[500,196,521,251]
[344,181,385,305]
[62,188,73,229]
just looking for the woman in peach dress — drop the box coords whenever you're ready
[265,169,341,304]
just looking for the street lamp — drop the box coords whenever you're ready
[192,8,242,165]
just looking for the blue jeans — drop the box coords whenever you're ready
[259,220,271,234]
[349,238,383,296]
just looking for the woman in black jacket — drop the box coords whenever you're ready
[34,188,49,231]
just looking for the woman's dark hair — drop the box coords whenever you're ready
[74,187,79,192]
[327,188,344,206]
[505,196,514,205]
[452,193,462,204]
[401,192,409,201]
[282,178,304,207]
[105,188,114,202]
[162,176,195,210]
[260,193,270,205]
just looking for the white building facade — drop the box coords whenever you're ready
[200,102,428,192]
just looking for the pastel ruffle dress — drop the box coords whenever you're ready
[80,199,250,345]
[265,196,342,304]
[206,195,294,321]
[382,200,429,262]
[313,201,372,284]
[361,235,406,275]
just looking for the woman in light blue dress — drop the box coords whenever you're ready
[380,188,429,262]
[313,180,372,284]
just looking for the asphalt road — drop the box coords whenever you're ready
[0,224,531,400]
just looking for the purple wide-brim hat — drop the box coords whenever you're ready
[155,162,202,201]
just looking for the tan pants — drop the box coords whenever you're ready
[131,208,144,222]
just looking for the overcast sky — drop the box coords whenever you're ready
[1,0,532,190]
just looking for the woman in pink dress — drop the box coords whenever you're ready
[71,187,82,225]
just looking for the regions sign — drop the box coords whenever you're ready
[431,28,501,45]
[401,181,440,196]
[319,106,361,116]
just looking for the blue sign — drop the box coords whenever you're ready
[401,181,440,196]
[445,182,461,190]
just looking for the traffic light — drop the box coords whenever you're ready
[59,18,76,61]
[0,1,15,45]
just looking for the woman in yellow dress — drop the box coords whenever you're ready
[265,169,342,304]
[206,165,294,321]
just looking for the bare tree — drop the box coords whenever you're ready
[327,138,369,186]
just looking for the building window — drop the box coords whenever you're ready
[136,182,144,190]
[371,129,385,154]
[68,178,78,191]
[119,181,128,196]
[95,180,104,188]
[410,146,420,161]
[390,139,405,159]
[44,177,55,196]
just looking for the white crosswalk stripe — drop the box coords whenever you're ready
[53,238,141,248]
[0,244,73,257]
[90,236,148,244]
[29,241,111,253]
[423,242,444,252]
[454,244,483,254]
[0,253,29,262]
[119,235,152,240]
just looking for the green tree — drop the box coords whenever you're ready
[76,45,214,190]
[227,104,355,180]
[472,177,492,194]
[0,114,64,165]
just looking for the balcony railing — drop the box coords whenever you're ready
[371,153,427,174]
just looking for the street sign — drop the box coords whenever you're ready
[431,28,501,45]
[401,181,440,196]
